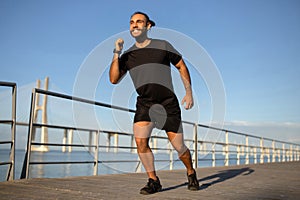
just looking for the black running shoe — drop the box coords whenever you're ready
[140,177,162,195]
[187,170,199,191]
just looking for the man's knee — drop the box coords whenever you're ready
[167,132,188,155]
[135,138,150,153]
[175,144,188,156]
[133,121,153,139]
[178,147,190,158]
[170,138,188,155]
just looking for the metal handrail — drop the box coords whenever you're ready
[33,88,300,146]
[191,122,299,146]
[0,81,16,181]
[20,88,300,179]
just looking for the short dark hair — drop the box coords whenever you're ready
[131,11,156,27]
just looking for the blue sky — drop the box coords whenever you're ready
[1,0,300,144]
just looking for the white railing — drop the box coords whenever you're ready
[11,88,300,179]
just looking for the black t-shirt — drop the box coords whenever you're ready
[119,39,182,107]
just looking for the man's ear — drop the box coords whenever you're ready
[147,23,152,30]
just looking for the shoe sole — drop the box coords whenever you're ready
[188,186,199,191]
[140,187,162,195]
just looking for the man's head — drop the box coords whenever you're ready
[130,11,155,39]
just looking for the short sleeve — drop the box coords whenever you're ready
[118,53,128,73]
[165,41,182,66]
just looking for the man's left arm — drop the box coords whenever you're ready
[175,59,194,110]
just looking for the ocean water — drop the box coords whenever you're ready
[0,149,268,182]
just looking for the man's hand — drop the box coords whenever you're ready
[115,38,124,52]
[181,92,194,110]
[110,38,125,84]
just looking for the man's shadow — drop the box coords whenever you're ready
[162,167,254,192]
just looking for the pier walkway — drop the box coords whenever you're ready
[0,162,299,199]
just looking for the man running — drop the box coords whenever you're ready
[109,11,199,194]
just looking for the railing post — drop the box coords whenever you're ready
[212,143,216,167]
[21,89,36,179]
[0,82,16,180]
[114,133,118,153]
[260,138,264,163]
[7,83,16,181]
[293,145,296,161]
[253,147,257,164]
[289,144,293,162]
[106,133,112,152]
[169,142,173,170]
[282,143,285,162]
[267,147,270,163]
[193,123,198,169]
[224,131,229,166]
[89,131,93,153]
[153,137,157,154]
[68,129,73,153]
[200,142,207,155]
[245,136,249,165]
[62,129,67,152]
[287,144,290,162]
[296,146,298,161]
[294,145,296,161]
[277,143,281,162]
[272,140,276,163]
[297,145,300,161]
[93,130,99,176]
[136,160,142,173]
[237,145,240,165]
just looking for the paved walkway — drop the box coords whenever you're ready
[0,162,299,199]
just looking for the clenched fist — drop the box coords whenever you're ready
[115,38,124,52]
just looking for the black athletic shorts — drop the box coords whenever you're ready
[134,98,183,133]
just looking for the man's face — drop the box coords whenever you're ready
[130,14,149,38]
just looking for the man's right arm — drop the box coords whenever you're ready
[109,38,125,84]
